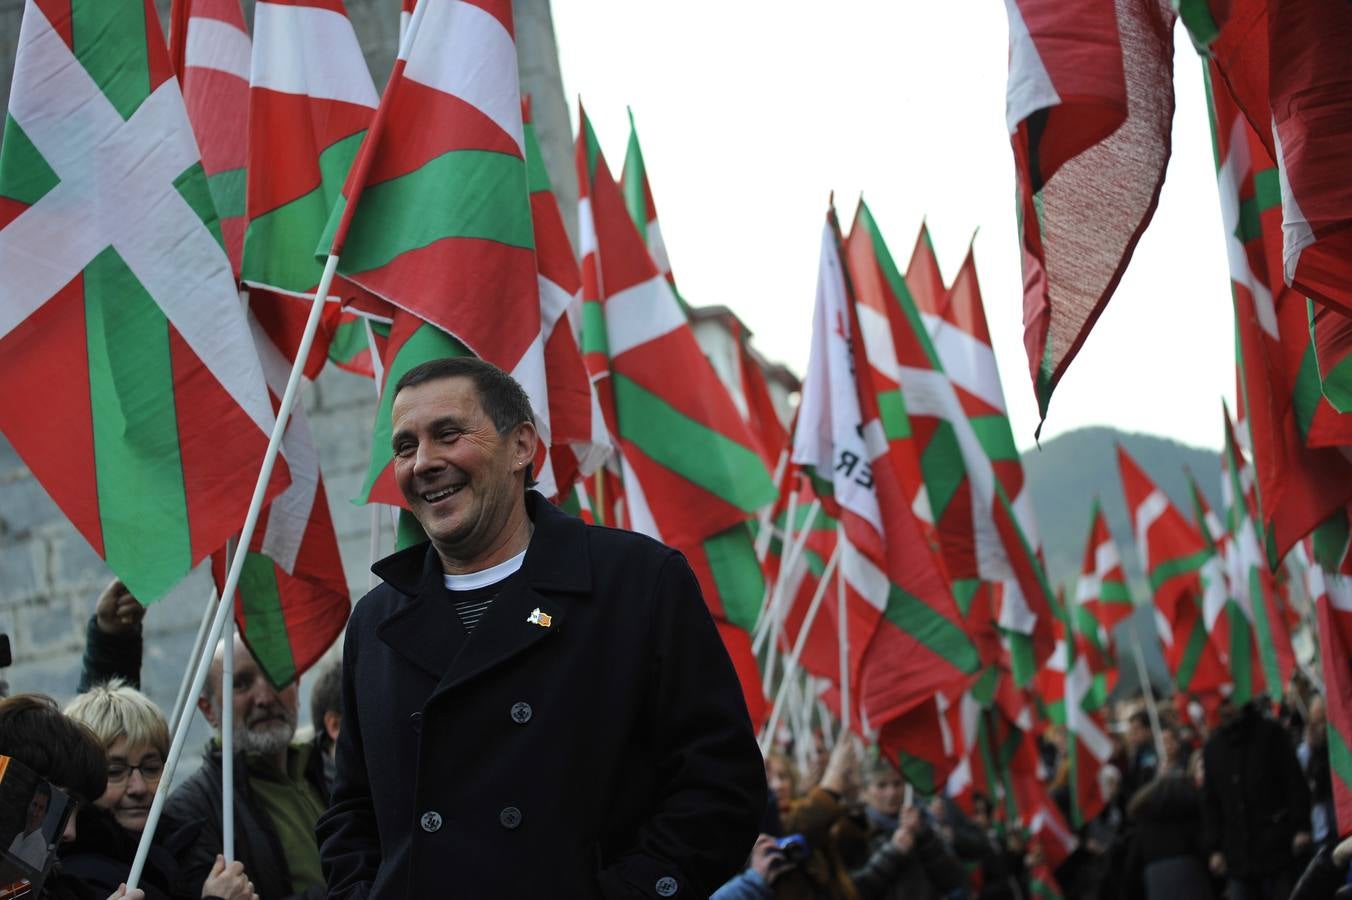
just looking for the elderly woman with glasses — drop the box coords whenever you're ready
[63,679,257,900]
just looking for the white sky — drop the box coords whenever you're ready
[552,3,1236,453]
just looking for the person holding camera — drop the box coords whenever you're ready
[847,757,967,900]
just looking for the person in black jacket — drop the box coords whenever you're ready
[1202,699,1312,899]
[317,357,766,899]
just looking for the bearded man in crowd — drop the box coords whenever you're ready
[166,636,327,900]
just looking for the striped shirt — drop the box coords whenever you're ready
[443,549,527,634]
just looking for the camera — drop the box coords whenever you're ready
[774,833,811,865]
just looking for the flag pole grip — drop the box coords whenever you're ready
[127,255,341,889]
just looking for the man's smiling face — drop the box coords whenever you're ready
[391,375,534,571]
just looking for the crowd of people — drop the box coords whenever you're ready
[0,578,343,900]
[4,574,1347,900]
[716,691,1352,900]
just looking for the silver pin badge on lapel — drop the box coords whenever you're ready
[526,607,553,628]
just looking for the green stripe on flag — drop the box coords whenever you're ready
[1294,340,1324,442]
[581,300,609,357]
[237,551,297,688]
[72,0,151,120]
[896,753,936,797]
[359,323,472,501]
[1175,0,1221,48]
[85,247,192,602]
[207,167,247,220]
[1227,601,1256,705]
[1174,616,1210,693]
[174,163,224,251]
[581,116,603,183]
[246,132,366,293]
[877,389,911,441]
[704,525,763,632]
[920,420,964,522]
[1235,169,1280,243]
[1101,582,1132,604]
[951,578,982,617]
[883,583,980,674]
[858,204,942,370]
[1148,549,1212,593]
[970,415,1019,462]
[396,508,428,551]
[1250,569,1283,697]
[0,116,59,205]
[523,121,553,194]
[333,150,534,275]
[327,318,369,366]
[613,374,775,513]
[1329,722,1352,798]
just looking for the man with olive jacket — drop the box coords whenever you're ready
[316,357,766,898]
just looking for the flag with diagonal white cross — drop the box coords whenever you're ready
[0,0,289,604]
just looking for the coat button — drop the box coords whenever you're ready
[655,876,678,896]
[510,701,532,724]
[499,806,522,829]
[409,711,423,733]
[420,811,442,833]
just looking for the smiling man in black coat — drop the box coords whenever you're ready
[316,357,767,899]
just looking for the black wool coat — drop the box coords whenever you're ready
[316,493,767,899]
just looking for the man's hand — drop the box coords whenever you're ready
[748,835,790,885]
[204,853,260,900]
[891,825,916,854]
[818,737,857,795]
[96,579,144,636]
[1332,833,1352,869]
[1209,852,1226,876]
[107,885,145,900]
[1293,830,1312,854]
[900,805,924,835]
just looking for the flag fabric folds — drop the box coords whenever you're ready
[212,315,350,689]
[0,0,289,604]
[168,0,251,276]
[1004,0,1177,424]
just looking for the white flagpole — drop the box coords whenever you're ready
[837,523,850,736]
[758,488,799,693]
[128,254,341,890]
[365,321,385,589]
[168,587,219,735]
[760,543,840,754]
[754,449,790,562]
[221,621,235,862]
[1129,626,1167,765]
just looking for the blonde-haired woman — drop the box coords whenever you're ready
[64,680,256,900]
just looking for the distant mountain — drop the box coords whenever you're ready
[1021,426,1222,592]
[1019,427,1223,695]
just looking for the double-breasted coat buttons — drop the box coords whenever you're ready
[510,701,532,724]
[420,811,442,833]
[499,806,522,829]
[655,876,678,896]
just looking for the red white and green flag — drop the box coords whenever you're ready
[904,221,946,317]
[168,0,249,276]
[1204,59,1352,566]
[690,308,791,473]
[1303,510,1352,838]
[212,315,350,689]
[1207,0,1352,317]
[1220,410,1296,699]
[1073,501,1135,661]
[574,107,777,724]
[1117,446,1230,699]
[844,201,1055,688]
[1004,0,1176,423]
[1185,469,1263,705]
[524,98,609,498]
[1310,302,1352,415]
[321,0,552,467]
[241,0,377,301]
[0,0,289,603]
[794,205,980,736]
[620,111,684,305]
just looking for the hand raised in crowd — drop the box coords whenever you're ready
[203,853,260,900]
[818,735,857,795]
[748,834,792,885]
[106,885,145,900]
[890,822,916,854]
[95,579,145,635]
[1209,851,1226,877]
[900,804,924,835]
